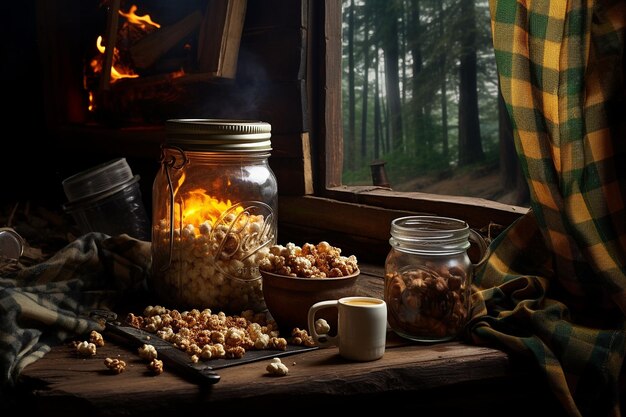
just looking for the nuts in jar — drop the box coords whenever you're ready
[385,264,469,341]
[384,216,484,342]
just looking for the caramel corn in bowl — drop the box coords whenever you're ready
[259,242,360,335]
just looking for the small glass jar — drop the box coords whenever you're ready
[384,216,473,342]
[151,119,277,314]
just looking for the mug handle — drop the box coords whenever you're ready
[308,300,339,347]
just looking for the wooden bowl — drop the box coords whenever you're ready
[260,269,360,335]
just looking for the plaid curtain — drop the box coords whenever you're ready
[469,1,626,416]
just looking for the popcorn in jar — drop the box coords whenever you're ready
[151,119,277,314]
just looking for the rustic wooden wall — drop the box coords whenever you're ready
[29,0,313,211]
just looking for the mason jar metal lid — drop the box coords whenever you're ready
[0,227,24,261]
[165,119,272,152]
[62,158,135,203]
[389,215,471,255]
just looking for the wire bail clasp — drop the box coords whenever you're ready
[159,145,188,272]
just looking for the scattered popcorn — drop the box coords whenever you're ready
[259,241,358,278]
[266,357,289,376]
[89,330,105,347]
[75,304,320,378]
[290,328,316,347]
[104,357,127,374]
[147,359,164,375]
[314,318,331,335]
[138,344,158,361]
[126,305,289,362]
[76,341,97,357]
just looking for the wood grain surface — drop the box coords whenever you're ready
[14,267,566,417]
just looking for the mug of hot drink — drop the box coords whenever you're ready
[307,296,387,362]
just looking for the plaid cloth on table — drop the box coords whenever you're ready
[468,1,626,417]
[0,233,151,389]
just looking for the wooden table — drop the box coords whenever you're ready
[11,266,567,417]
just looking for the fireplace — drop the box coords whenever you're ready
[2,0,313,207]
[44,0,247,127]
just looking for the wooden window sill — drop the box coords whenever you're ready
[277,195,528,264]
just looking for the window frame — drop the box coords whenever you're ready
[299,1,527,228]
[276,1,526,265]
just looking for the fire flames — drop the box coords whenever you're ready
[175,189,244,233]
[172,171,242,230]
[90,35,139,82]
[119,5,161,29]
[89,5,159,85]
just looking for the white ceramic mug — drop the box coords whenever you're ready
[307,296,387,361]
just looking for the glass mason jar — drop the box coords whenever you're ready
[384,216,477,342]
[151,119,277,314]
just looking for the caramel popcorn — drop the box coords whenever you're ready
[290,328,316,347]
[104,357,127,374]
[269,337,288,350]
[89,330,105,347]
[259,241,359,278]
[148,359,164,375]
[225,346,246,359]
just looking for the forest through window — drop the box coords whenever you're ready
[340,0,529,207]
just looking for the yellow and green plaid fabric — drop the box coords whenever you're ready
[469,1,626,416]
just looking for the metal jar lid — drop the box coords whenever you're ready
[62,158,135,203]
[165,119,272,152]
[0,227,25,261]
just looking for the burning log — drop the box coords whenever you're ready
[129,10,203,70]
[100,0,122,91]
[197,0,247,78]
[86,1,248,121]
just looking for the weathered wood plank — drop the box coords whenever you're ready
[315,0,343,189]
[14,267,568,417]
[271,133,314,196]
[16,332,558,417]
[278,195,416,241]
[323,188,527,230]
[197,0,247,78]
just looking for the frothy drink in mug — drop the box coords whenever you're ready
[343,299,381,306]
[308,296,387,361]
